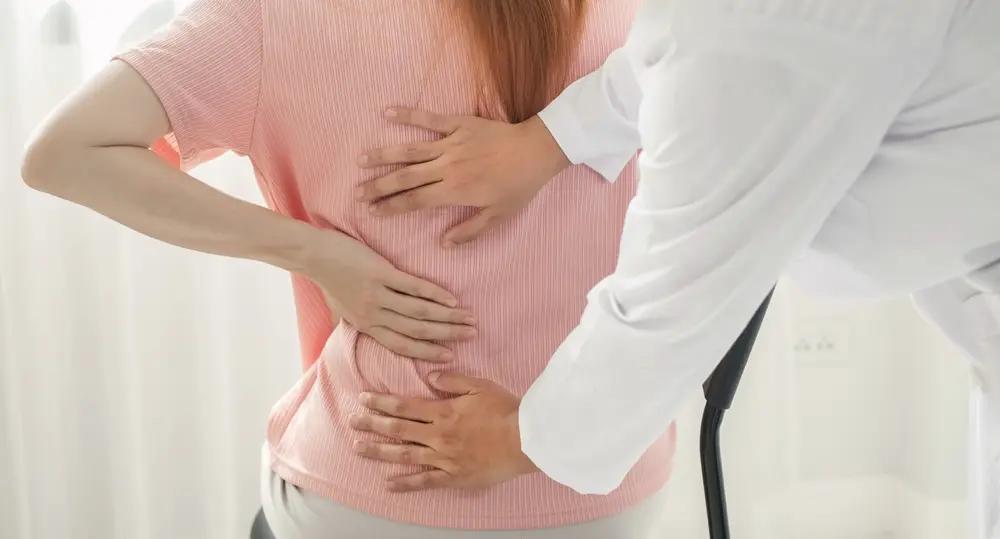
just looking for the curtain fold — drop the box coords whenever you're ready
[0,1,970,538]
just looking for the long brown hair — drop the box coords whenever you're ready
[456,0,588,123]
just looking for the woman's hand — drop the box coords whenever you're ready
[348,372,538,491]
[302,230,476,362]
[355,110,571,247]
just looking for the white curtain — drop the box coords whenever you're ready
[0,1,973,538]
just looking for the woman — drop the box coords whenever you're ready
[21,0,677,537]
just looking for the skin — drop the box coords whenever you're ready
[350,372,540,491]
[20,62,478,365]
[356,109,571,246]
[351,109,574,491]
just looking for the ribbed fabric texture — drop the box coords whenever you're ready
[117,0,676,529]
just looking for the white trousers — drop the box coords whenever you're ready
[912,261,1000,539]
[259,445,668,539]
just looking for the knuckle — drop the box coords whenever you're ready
[398,446,415,464]
[436,433,461,454]
[388,399,407,416]
[435,407,456,423]
[435,403,458,424]
[393,168,411,184]
[386,419,405,437]
[411,326,429,339]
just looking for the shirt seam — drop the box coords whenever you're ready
[245,0,266,157]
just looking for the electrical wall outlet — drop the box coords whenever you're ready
[791,314,850,364]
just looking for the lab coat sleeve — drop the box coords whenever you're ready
[518,3,948,495]
[536,45,643,182]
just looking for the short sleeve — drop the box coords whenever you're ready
[115,0,263,170]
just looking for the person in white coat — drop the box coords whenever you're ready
[344,0,1000,536]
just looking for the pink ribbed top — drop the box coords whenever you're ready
[118,0,675,529]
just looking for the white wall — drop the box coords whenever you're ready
[656,283,970,538]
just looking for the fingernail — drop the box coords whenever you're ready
[354,187,365,200]
[369,205,380,215]
[462,328,477,338]
[428,372,441,383]
[463,317,476,325]
[439,350,454,361]
[442,241,455,249]
[348,413,361,426]
[352,440,366,452]
[357,154,369,166]
[385,481,399,491]
[385,109,398,118]
[358,393,372,405]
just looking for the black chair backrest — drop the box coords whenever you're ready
[704,290,775,410]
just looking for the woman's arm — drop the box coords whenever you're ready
[22,61,324,273]
[22,60,475,362]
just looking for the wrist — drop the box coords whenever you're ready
[507,405,541,476]
[517,116,571,179]
[265,218,330,276]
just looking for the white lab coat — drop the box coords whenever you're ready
[519,1,1000,537]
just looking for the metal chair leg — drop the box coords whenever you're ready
[701,290,775,539]
[250,508,275,539]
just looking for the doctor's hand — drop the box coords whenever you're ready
[303,230,476,362]
[355,109,570,246]
[348,372,539,492]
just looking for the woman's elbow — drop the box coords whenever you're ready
[21,139,53,191]
[21,129,79,194]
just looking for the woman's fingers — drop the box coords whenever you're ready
[366,327,454,362]
[384,108,461,134]
[358,141,442,169]
[355,163,440,202]
[382,290,476,325]
[378,310,477,342]
[385,271,458,307]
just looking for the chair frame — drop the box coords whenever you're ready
[700,290,775,539]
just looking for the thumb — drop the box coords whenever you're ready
[428,371,490,395]
[442,210,499,247]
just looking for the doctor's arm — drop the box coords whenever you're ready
[518,17,940,495]
[354,44,644,245]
